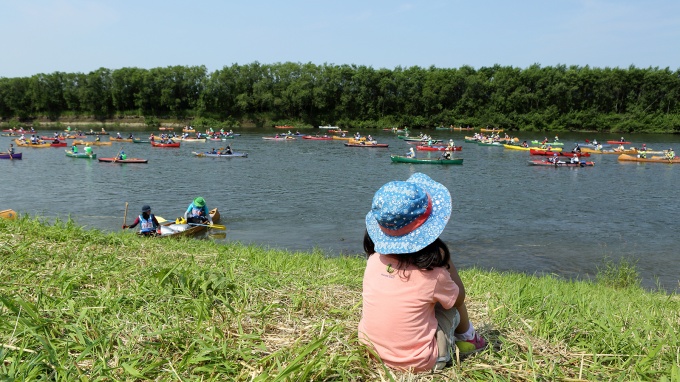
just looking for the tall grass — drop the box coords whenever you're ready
[1,217,678,381]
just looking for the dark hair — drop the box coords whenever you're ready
[363,230,450,271]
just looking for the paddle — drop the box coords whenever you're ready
[188,222,226,230]
[123,202,128,229]
[113,147,123,162]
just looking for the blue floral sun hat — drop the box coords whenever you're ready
[366,173,452,254]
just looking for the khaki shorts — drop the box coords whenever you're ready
[433,303,460,370]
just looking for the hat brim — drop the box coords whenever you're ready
[366,173,452,254]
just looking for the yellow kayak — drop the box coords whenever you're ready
[0,209,17,220]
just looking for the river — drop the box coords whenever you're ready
[2,128,678,291]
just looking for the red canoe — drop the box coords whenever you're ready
[344,142,389,148]
[416,145,462,151]
[606,140,631,145]
[98,157,148,163]
[151,141,180,148]
[529,149,590,157]
[302,135,333,140]
[50,142,67,147]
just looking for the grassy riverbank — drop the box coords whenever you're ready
[1,217,678,381]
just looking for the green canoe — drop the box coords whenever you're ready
[390,155,463,165]
[65,150,96,159]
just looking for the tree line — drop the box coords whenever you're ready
[1,62,679,132]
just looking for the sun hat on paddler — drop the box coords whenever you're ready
[366,172,452,254]
[193,197,205,207]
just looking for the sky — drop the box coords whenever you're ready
[1,0,679,78]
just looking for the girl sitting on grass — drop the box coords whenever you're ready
[358,173,487,372]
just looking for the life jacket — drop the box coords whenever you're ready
[139,214,156,233]
[189,205,205,218]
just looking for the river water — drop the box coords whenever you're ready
[2,128,678,291]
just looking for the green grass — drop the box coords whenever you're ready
[1,217,678,381]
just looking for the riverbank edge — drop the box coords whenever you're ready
[0,217,678,380]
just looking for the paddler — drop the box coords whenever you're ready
[123,205,161,236]
[184,197,212,225]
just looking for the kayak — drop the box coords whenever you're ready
[109,137,134,142]
[192,151,248,158]
[617,154,680,163]
[98,157,148,163]
[503,144,531,151]
[390,155,463,165]
[65,150,97,159]
[528,159,595,167]
[0,152,22,159]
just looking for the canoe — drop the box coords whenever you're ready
[331,136,354,141]
[390,155,463,165]
[582,148,637,155]
[151,141,180,148]
[344,142,388,148]
[65,150,96,159]
[109,137,134,142]
[13,139,51,148]
[41,136,66,141]
[0,152,22,159]
[50,142,67,147]
[192,151,248,158]
[617,154,680,163]
[262,136,296,140]
[416,145,462,151]
[503,144,531,151]
[480,128,503,133]
[0,209,17,219]
[302,135,333,140]
[159,208,221,238]
[531,140,564,146]
[178,137,207,143]
[98,157,148,163]
[528,159,595,167]
[318,125,339,129]
[529,149,591,157]
[607,140,631,145]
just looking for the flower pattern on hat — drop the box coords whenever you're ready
[366,173,452,254]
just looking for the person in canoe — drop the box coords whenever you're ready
[572,143,581,153]
[225,145,233,155]
[95,134,101,142]
[210,147,218,154]
[118,151,127,160]
[184,197,213,225]
[116,132,122,139]
[84,143,93,155]
[123,205,161,236]
[440,150,452,160]
[665,148,675,160]
[8,143,15,155]
[359,173,487,372]
[521,140,528,148]
[570,153,580,164]
[447,139,456,150]
[406,147,415,158]
[71,144,78,153]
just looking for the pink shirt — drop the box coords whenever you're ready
[358,253,459,372]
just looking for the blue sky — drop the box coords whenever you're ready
[2,0,679,78]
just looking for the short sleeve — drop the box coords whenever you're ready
[432,269,459,310]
